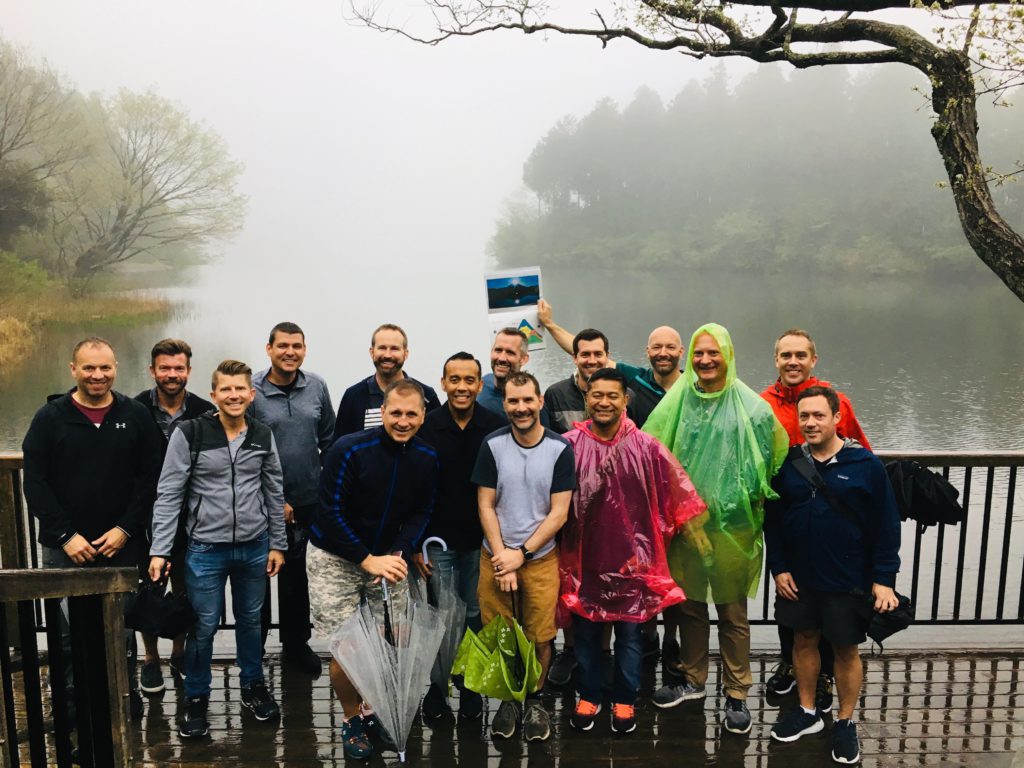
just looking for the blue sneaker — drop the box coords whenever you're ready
[341,717,373,760]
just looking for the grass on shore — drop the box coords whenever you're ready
[0,288,170,370]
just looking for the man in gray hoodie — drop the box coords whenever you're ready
[251,322,335,675]
[149,360,287,740]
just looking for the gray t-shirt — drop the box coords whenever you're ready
[471,426,576,558]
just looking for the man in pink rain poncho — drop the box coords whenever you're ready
[645,323,789,736]
[560,368,707,736]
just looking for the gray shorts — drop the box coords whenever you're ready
[306,542,409,637]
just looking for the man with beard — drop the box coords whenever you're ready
[561,368,706,736]
[646,325,788,737]
[251,322,336,675]
[134,338,214,694]
[759,329,871,713]
[477,327,530,414]
[335,323,441,439]
[542,329,637,435]
[414,352,506,720]
[23,337,163,724]
[472,371,574,742]
[537,300,684,428]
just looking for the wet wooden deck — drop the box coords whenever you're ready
[115,650,1024,767]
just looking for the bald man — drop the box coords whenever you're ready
[537,302,683,428]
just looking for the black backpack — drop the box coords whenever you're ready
[884,459,965,531]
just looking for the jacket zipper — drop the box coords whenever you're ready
[372,445,403,551]
[230,441,238,545]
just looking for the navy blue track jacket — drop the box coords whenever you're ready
[311,426,438,563]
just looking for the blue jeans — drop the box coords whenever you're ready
[184,533,269,698]
[574,615,643,705]
[425,544,482,632]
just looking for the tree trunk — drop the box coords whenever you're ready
[929,50,1024,301]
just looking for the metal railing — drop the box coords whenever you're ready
[0,567,136,768]
[3,450,1024,631]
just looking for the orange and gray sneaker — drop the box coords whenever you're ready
[611,702,637,734]
[569,698,602,732]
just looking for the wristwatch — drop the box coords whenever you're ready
[519,544,535,561]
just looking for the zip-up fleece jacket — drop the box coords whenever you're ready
[311,426,438,564]
[764,441,900,593]
[250,368,336,508]
[149,412,287,557]
[22,390,163,547]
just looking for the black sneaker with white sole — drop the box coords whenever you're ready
[831,719,861,764]
[139,661,165,694]
[241,681,280,721]
[722,696,752,735]
[766,662,796,695]
[179,696,209,739]
[770,707,824,742]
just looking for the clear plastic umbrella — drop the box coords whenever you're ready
[330,580,445,763]
[409,536,468,693]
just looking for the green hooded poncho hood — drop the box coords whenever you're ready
[643,323,788,603]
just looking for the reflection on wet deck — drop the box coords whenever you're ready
[128,651,1023,767]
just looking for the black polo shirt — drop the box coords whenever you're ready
[416,402,507,551]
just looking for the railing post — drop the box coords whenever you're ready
[0,464,22,646]
[101,593,132,768]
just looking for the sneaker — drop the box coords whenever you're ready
[240,681,280,721]
[610,702,637,734]
[642,632,660,659]
[422,682,451,720]
[283,644,323,676]
[129,689,144,721]
[722,696,752,735]
[831,719,861,764]
[547,647,577,687]
[522,698,551,742]
[169,654,185,686]
[766,662,796,695]
[179,696,209,739]
[816,674,835,714]
[651,680,706,708]
[770,707,824,742]
[490,700,519,739]
[569,699,601,732]
[341,716,373,760]
[139,661,165,694]
[458,688,483,720]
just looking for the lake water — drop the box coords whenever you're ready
[4,264,1021,452]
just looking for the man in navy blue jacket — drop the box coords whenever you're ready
[308,378,438,760]
[333,323,441,440]
[764,385,901,765]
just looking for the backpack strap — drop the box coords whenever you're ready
[792,447,860,527]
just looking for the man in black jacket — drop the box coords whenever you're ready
[308,378,438,760]
[22,336,163,722]
[134,338,213,694]
[413,351,505,720]
[334,323,441,439]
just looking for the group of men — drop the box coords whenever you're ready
[20,303,902,766]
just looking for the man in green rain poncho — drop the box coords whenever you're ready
[645,324,788,735]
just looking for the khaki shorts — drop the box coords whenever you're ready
[477,549,559,643]
[306,542,409,638]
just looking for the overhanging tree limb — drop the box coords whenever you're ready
[353,0,1024,301]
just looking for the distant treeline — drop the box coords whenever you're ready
[490,63,1024,274]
